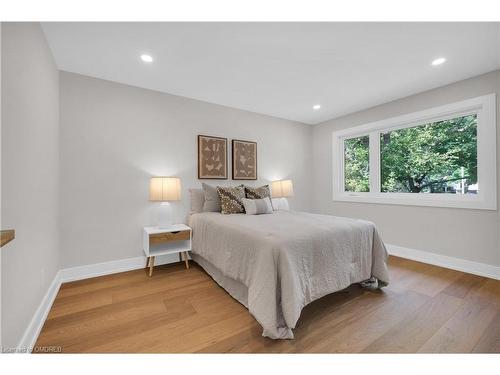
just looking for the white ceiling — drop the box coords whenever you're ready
[41,22,500,124]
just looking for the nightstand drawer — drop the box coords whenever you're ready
[149,230,190,245]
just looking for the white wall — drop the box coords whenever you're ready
[312,70,500,267]
[1,23,60,348]
[59,72,313,268]
[3,23,498,348]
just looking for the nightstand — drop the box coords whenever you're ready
[143,224,192,277]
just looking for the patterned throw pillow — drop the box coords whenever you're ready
[217,186,246,214]
[245,185,274,209]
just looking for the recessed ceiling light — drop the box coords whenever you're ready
[431,57,446,66]
[313,104,321,110]
[141,54,153,63]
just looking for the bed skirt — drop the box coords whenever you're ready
[191,253,250,309]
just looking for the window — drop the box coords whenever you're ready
[332,94,496,210]
[380,114,477,194]
[344,135,369,192]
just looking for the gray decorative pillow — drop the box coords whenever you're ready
[245,184,274,209]
[202,183,221,212]
[242,197,273,215]
[189,188,205,214]
[217,186,246,214]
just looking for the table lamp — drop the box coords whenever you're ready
[271,179,294,210]
[149,177,181,228]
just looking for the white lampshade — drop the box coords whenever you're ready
[149,177,181,201]
[271,180,294,198]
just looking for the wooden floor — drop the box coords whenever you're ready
[35,256,500,353]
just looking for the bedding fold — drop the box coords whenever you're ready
[189,211,389,339]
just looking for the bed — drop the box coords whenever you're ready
[188,209,389,339]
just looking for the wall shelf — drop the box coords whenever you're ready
[1,230,15,247]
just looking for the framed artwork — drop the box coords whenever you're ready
[232,139,257,180]
[198,135,228,179]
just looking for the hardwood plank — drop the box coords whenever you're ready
[304,290,429,353]
[472,311,500,353]
[386,256,427,282]
[57,269,158,298]
[195,323,264,353]
[441,272,486,299]
[362,292,464,353]
[47,289,113,319]
[43,281,213,333]
[50,286,233,352]
[226,288,374,353]
[37,298,173,348]
[48,270,203,320]
[418,301,497,353]
[84,290,247,353]
[111,269,207,303]
[406,266,462,297]
[36,286,216,348]
[51,268,202,313]
[198,286,368,353]
[386,261,439,293]
[34,259,500,353]
[388,260,462,297]
[147,312,256,353]
[466,278,500,309]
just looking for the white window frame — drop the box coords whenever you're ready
[332,94,497,210]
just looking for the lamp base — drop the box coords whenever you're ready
[158,202,173,228]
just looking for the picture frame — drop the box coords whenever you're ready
[198,135,228,179]
[232,139,257,180]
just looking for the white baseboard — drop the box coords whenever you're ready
[18,253,182,352]
[59,253,182,283]
[387,244,500,280]
[17,270,62,352]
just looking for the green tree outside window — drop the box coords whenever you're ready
[380,114,477,193]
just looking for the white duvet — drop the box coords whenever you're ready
[188,211,389,339]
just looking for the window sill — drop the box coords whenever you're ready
[333,192,496,210]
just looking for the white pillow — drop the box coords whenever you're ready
[242,197,273,215]
[189,188,205,214]
[202,183,221,212]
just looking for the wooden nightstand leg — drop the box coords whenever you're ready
[149,256,155,277]
[183,251,189,269]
